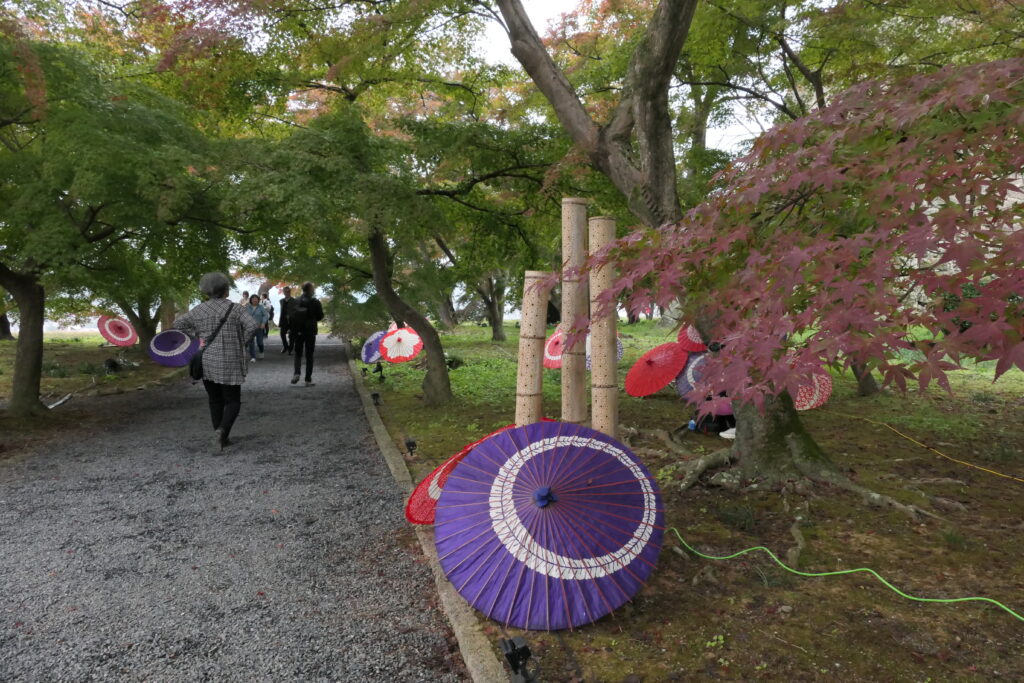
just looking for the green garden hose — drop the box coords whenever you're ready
[671,528,1024,623]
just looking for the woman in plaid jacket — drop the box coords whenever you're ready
[174,272,259,453]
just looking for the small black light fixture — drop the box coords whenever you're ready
[404,437,417,456]
[371,392,381,406]
[499,636,538,683]
[361,367,368,377]
[373,362,384,374]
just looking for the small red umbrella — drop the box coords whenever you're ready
[676,324,707,353]
[380,327,423,363]
[794,370,833,411]
[405,424,516,524]
[543,329,565,369]
[98,315,138,347]
[625,343,690,397]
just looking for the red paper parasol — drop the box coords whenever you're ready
[380,327,423,363]
[794,370,833,411]
[676,324,707,353]
[98,315,138,347]
[625,343,689,397]
[406,424,516,524]
[543,329,565,369]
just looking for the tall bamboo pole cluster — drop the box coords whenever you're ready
[514,199,618,439]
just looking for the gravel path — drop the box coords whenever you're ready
[0,339,468,682]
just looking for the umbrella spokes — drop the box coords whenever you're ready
[435,422,664,631]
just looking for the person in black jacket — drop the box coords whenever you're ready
[288,281,325,386]
[278,286,293,354]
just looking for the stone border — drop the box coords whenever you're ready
[347,358,509,683]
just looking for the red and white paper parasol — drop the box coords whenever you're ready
[676,324,707,353]
[380,327,423,363]
[625,343,689,397]
[794,370,833,411]
[543,329,565,369]
[405,424,516,525]
[98,315,138,347]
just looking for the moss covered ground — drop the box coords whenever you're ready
[367,320,1024,682]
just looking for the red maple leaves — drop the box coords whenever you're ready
[592,59,1024,407]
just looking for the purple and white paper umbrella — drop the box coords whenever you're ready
[434,421,664,631]
[361,329,387,364]
[585,333,624,371]
[147,329,200,367]
[675,352,734,416]
[674,352,706,398]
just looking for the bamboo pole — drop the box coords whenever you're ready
[561,197,589,424]
[516,270,554,427]
[589,216,618,438]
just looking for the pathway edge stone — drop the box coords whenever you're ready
[347,358,509,683]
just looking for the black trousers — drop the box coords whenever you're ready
[293,333,316,381]
[280,323,291,351]
[202,380,241,439]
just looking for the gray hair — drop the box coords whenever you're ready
[199,272,231,298]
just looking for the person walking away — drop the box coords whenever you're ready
[245,294,270,361]
[288,281,324,387]
[260,292,274,337]
[175,272,259,454]
[279,286,293,355]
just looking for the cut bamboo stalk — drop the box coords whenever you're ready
[589,216,618,439]
[561,197,589,424]
[516,270,554,427]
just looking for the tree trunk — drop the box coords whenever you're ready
[732,392,833,483]
[1,269,46,417]
[486,296,505,342]
[851,362,880,397]
[437,293,458,330]
[158,299,176,332]
[368,229,453,405]
[0,312,12,340]
[477,275,506,342]
[498,0,828,478]
[117,299,158,350]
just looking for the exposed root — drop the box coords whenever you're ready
[678,448,735,491]
[785,434,945,523]
[786,518,806,567]
[635,428,689,454]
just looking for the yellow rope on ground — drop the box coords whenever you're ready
[821,409,1024,484]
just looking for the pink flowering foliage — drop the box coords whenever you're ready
[594,59,1024,411]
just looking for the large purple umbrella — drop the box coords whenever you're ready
[434,421,664,631]
[148,329,200,367]
[361,329,387,364]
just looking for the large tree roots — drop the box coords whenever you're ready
[671,435,945,523]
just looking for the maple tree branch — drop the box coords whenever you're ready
[683,77,799,120]
[433,234,458,266]
[495,0,599,151]
[415,164,547,197]
[334,261,373,279]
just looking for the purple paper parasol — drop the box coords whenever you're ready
[674,352,706,398]
[362,329,387,364]
[434,421,664,631]
[147,329,200,367]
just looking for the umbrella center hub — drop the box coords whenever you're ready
[533,486,558,508]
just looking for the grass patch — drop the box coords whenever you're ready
[0,331,181,409]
